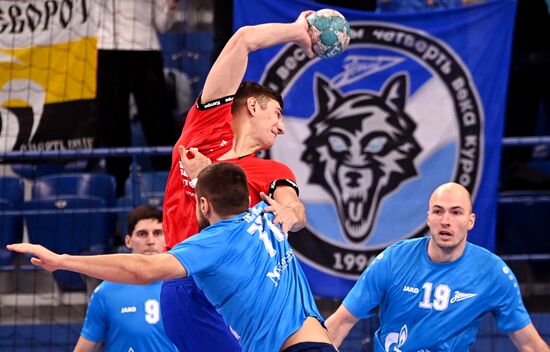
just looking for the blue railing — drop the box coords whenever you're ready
[1,137,550,262]
[0,146,172,210]
[501,135,550,146]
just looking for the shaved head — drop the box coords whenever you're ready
[429,182,472,213]
[426,182,476,262]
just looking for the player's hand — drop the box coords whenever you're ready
[178,145,212,179]
[260,192,298,236]
[6,243,62,272]
[294,10,316,59]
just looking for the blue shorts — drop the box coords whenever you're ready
[281,342,338,352]
[161,277,242,352]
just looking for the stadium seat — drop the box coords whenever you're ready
[24,196,115,291]
[497,191,550,255]
[0,176,24,266]
[0,176,25,205]
[124,171,169,196]
[0,201,23,266]
[11,160,88,179]
[116,193,164,237]
[497,190,550,283]
[32,173,117,206]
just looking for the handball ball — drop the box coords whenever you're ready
[306,9,351,58]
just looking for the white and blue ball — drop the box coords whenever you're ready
[307,9,351,59]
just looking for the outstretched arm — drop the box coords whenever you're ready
[509,323,550,352]
[325,305,360,348]
[201,11,315,103]
[7,243,186,285]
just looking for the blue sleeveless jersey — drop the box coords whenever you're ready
[81,281,177,352]
[343,237,531,352]
[170,201,322,352]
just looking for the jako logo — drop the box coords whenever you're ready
[403,285,419,294]
[261,22,482,279]
[121,306,137,313]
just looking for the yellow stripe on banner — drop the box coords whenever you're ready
[0,36,97,106]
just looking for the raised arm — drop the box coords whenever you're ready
[201,11,315,103]
[7,243,186,285]
[325,305,360,348]
[509,323,550,352]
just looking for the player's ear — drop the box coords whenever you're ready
[468,212,476,230]
[124,234,132,250]
[199,196,210,216]
[246,97,257,116]
[426,210,430,227]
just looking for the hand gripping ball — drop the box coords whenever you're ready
[307,9,351,58]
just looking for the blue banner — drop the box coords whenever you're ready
[235,0,516,298]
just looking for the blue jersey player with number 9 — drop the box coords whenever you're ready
[326,182,549,352]
[74,205,177,352]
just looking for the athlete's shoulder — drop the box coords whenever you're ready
[96,281,139,294]
[195,94,235,111]
[172,220,231,251]
[181,95,234,137]
[93,280,115,293]
[88,281,121,303]
[242,156,296,178]
[362,240,413,272]
[371,238,425,268]
[465,242,515,281]
[388,237,427,254]
[261,158,292,171]
[465,242,503,266]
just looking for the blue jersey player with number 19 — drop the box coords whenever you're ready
[8,163,336,352]
[326,182,549,352]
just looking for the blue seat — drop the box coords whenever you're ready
[497,191,550,278]
[124,171,168,196]
[0,201,24,266]
[32,173,117,206]
[24,196,115,291]
[0,176,24,204]
[11,160,88,179]
[0,176,24,266]
[116,193,164,236]
[497,191,550,255]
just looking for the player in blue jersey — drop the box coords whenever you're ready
[74,205,177,352]
[8,163,336,352]
[325,182,550,352]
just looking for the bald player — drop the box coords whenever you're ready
[326,182,549,352]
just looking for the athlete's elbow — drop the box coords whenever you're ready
[126,256,160,285]
[130,270,157,285]
[232,26,263,52]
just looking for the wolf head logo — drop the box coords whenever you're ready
[301,73,421,243]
